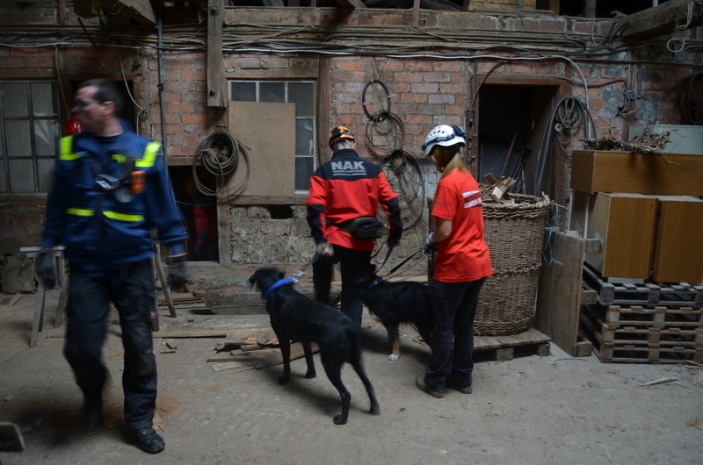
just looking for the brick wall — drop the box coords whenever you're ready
[0,41,696,261]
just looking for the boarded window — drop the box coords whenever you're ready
[230,80,315,193]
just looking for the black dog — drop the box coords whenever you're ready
[248,267,380,425]
[362,269,433,361]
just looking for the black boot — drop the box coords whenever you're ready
[124,426,165,454]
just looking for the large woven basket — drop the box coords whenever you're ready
[476,192,551,336]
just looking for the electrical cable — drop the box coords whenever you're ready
[192,130,250,200]
[678,72,703,124]
[532,97,595,197]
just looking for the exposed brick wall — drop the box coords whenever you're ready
[0,38,698,260]
[0,200,46,251]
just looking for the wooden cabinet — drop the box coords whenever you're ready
[572,192,657,280]
[572,151,703,196]
[652,196,703,283]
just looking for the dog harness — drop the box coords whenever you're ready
[263,278,297,298]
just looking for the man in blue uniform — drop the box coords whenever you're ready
[37,79,188,454]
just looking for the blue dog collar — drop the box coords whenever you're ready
[263,278,296,298]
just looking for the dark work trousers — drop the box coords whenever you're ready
[312,245,372,327]
[424,277,487,390]
[63,259,158,430]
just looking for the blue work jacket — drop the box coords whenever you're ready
[41,130,187,274]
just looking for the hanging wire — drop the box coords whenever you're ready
[377,149,426,231]
[533,97,595,197]
[678,72,703,124]
[365,111,405,156]
[192,130,250,200]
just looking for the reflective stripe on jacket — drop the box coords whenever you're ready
[42,132,187,273]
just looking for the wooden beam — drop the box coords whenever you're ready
[207,0,227,108]
[334,0,365,7]
[101,0,156,25]
[618,0,703,39]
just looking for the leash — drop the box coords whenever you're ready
[291,251,322,282]
[375,243,396,272]
[387,247,423,275]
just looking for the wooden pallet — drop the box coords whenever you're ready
[473,327,551,361]
[582,265,703,308]
[580,303,703,364]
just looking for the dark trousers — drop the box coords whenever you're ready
[424,277,487,390]
[63,259,158,430]
[312,245,372,326]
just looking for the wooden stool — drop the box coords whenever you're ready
[20,246,68,348]
[22,245,176,346]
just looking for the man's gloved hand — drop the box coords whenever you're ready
[316,241,334,257]
[36,251,58,289]
[167,255,188,291]
[423,232,436,254]
[387,230,402,248]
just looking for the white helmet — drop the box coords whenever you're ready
[422,124,466,156]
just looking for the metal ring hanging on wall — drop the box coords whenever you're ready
[362,79,392,123]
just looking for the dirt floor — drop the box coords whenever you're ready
[1,280,702,465]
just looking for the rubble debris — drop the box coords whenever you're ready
[581,126,670,154]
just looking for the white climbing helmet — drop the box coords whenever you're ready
[422,124,466,156]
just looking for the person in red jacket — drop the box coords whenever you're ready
[306,126,403,326]
[416,124,493,398]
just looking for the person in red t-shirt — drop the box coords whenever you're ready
[415,124,493,398]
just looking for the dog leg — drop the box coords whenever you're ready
[278,339,291,385]
[385,323,401,361]
[350,354,381,417]
[302,341,316,379]
[323,364,351,425]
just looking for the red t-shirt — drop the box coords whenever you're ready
[431,170,493,283]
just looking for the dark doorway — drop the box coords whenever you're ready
[170,166,219,262]
[477,84,561,199]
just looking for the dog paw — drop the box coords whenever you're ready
[333,415,348,425]
[387,354,400,361]
[369,404,381,415]
[277,376,290,385]
[304,370,317,379]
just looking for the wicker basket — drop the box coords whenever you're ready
[477,192,550,335]
[427,191,551,336]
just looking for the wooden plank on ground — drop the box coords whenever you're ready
[225,327,277,346]
[254,342,314,369]
[153,329,229,338]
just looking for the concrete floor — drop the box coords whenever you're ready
[1,283,702,465]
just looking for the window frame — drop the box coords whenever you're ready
[229,79,317,194]
[0,80,60,196]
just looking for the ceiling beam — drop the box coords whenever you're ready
[101,0,155,25]
[617,0,703,39]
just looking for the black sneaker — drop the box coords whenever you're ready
[453,383,473,394]
[125,426,165,454]
[415,375,446,398]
